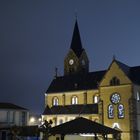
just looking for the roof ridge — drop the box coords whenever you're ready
[130,65,140,68]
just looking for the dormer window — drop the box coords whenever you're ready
[53,97,59,106]
[110,77,120,86]
[71,96,78,105]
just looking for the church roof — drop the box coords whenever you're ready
[115,60,140,85]
[129,66,140,85]
[70,21,84,58]
[46,60,140,94]
[46,71,106,93]
[115,60,130,76]
[43,104,98,115]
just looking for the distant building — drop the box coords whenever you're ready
[42,21,140,140]
[0,102,29,140]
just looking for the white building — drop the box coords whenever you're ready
[0,102,29,140]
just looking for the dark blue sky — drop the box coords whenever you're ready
[1,0,140,114]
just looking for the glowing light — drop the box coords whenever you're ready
[80,134,95,137]
[113,123,120,129]
[38,118,42,122]
[30,117,35,123]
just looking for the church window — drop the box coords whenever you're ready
[93,95,99,103]
[108,104,114,119]
[136,91,140,101]
[118,104,124,119]
[71,96,78,105]
[111,93,121,104]
[53,97,59,106]
[110,77,120,86]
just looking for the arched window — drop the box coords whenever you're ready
[108,104,114,119]
[110,77,120,86]
[71,96,78,105]
[52,97,59,106]
[93,95,99,103]
[118,104,124,119]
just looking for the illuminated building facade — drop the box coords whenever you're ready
[42,21,140,140]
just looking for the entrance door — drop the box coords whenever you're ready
[2,131,6,140]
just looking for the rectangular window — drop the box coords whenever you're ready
[9,111,15,123]
[21,112,26,125]
[0,111,8,122]
[136,92,140,101]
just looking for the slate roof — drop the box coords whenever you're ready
[70,21,84,58]
[46,71,106,93]
[0,103,28,110]
[50,117,121,135]
[46,70,106,93]
[115,60,130,76]
[43,104,98,115]
[46,60,140,94]
[129,66,140,85]
[116,60,140,85]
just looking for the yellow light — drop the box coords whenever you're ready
[80,134,95,137]
[38,118,42,122]
[30,117,35,123]
[113,123,120,129]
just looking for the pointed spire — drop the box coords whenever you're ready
[70,20,83,57]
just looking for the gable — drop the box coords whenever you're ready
[100,60,132,87]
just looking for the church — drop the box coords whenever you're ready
[42,21,140,140]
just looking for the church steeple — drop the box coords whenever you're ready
[64,21,89,76]
[70,21,84,58]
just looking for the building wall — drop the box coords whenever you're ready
[100,85,132,140]
[0,109,29,127]
[45,90,99,108]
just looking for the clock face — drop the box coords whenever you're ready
[111,93,120,104]
[69,59,74,65]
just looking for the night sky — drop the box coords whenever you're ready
[1,1,140,114]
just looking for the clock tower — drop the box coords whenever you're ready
[64,21,89,75]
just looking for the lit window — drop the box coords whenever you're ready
[53,97,59,106]
[110,77,120,86]
[108,104,114,119]
[136,91,140,101]
[118,104,124,119]
[71,96,78,105]
[93,95,99,103]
